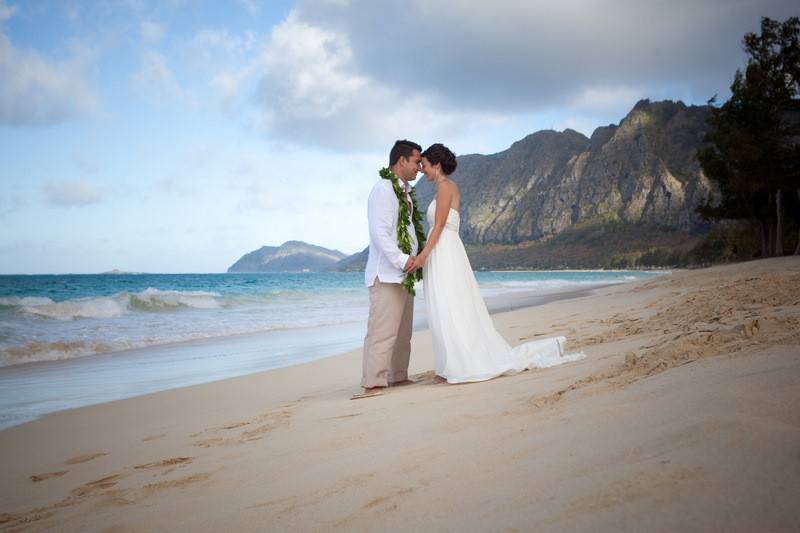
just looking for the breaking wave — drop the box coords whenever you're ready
[2,288,224,321]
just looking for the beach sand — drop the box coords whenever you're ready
[1,257,798,532]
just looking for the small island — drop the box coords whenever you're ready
[227,241,347,273]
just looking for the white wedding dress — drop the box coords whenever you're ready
[423,200,585,383]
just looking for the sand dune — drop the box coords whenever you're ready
[1,257,798,532]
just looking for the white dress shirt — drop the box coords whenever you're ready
[365,179,419,287]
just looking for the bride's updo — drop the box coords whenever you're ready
[422,143,457,175]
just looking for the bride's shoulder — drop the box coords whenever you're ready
[434,182,448,197]
[437,179,459,194]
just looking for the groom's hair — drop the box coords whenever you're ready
[389,140,422,166]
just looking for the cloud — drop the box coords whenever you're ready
[0,0,17,23]
[180,28,259,109]
[250,11,503,149]
[130,50,184,102]
[569,86,649,115]
[140,19,164,43]
[211,71,247,106]
[241,0,797,148]
[0,32,98,126]
[258,13,368,121]
[307,0,798,109]
[43,180,104,207]
[185,28,257,77]
[191,28,256,56]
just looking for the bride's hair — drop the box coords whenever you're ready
[422,143,457,175]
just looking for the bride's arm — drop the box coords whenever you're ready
[413,182,454,267]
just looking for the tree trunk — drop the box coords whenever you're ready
[775,189,784,256]
[768,222,776,257]
[764,192,773,257]
[768,214,778,256]
[795,189,800,256]
[760,219,770,257]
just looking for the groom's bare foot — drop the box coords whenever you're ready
[389,379,416,387]
[351,387,384,400]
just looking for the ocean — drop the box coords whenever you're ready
[0,270,663,429]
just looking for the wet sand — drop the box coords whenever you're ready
[0,257,798,532]
[0,282,614,432]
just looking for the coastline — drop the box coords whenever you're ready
[1,257,798,531]
[485,268,674,273]
[481,282,618,314]
[0,281,617,432]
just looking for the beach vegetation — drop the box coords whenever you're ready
[697,16,800,257]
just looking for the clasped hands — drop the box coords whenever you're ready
[404,254,427,273]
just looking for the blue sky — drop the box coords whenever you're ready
[1,0,796,274]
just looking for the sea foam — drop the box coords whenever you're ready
[0,340,116,367]
[10,288,223,320]
[129,288,222,310]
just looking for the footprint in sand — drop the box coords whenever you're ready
[71,473,126,497]
[142,434,166,442]
[29,470,69,482]
[333,486,416,528]
[133,457,193,470]
[141,473,210,493]
[192,409,293,448]
[219,421,251,430]
[327,413,361,420]
[64,452,109,465]
[5,467,211,530]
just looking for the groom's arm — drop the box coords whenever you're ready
[368,184,411,271]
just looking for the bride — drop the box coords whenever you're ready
[408,143,584,383]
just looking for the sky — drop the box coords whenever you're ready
[0,0,796,274]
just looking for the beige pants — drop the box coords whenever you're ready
[361,279,413,388]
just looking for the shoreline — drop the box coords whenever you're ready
[0,282,619,432]
[484,268,674,273]
[1,257,797,531]
[0,281,613,371]
[482,282,618,314]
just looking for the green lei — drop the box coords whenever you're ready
[379,167,427,295]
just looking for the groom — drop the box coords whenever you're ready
[354,139,422,399]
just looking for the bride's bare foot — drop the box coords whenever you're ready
[432,375,448,384]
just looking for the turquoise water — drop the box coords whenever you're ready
[0,270,664,430]
[0,271,661,368]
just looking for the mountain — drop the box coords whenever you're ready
[414,99,713,245]
[337,99,719,270]
[335,246,369,272]
[228,241,347,273]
